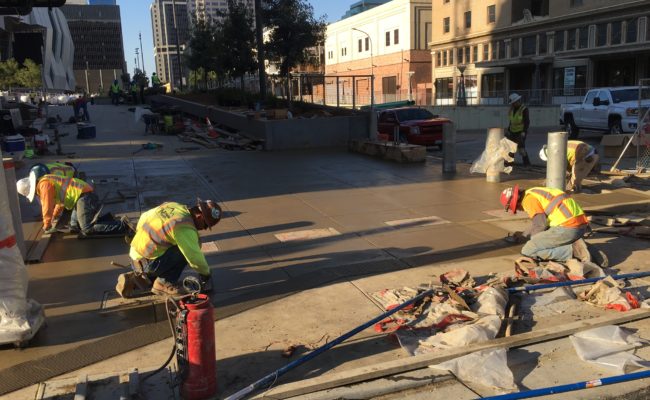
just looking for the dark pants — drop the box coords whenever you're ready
[505,130,530,165]
[144,246,187,284]
[70,192,127,235]
[111,92,120,105]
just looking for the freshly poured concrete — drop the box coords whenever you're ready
[1,104,649,398]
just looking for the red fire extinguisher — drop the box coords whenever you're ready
[176,294,217,400]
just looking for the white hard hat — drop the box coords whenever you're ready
[539,145,548,162]
[16,177,31,200]
[508,93,522,104]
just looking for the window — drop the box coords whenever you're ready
[611,21,622,45]
[579,26,589,48]
[626,18,638,43]
[596,23,607,47]
[481,73,504,98]
[522,35,536,56]
[464,11,471,29]
[443,0,450,3]
[472,46,478,63]
[487,5,496,24]
[341,47,347,56]
[539,34,547,55]
[584,90,598,104]
[436,51,441,67]
[327,50,333,59]
[490,40,497,60]
[394,29,399,45]
[385,31,390,46]
[442,50,447,65]
[449,48,454,65]
[435,77,453,99]
[570,0,583,7]
[554,31,565,52]
[458,47,464,64]
[553,66,586,94]
[358,39,362,53]
[498,40,506,59]
[443,17,450,33]
[567,29,576,50]
[483,43,489,61]
[365,37,369,51]
[465,46,470,64]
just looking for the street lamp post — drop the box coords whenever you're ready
[457,65,467,106]
[84,61,89,94]
[172,0,183,92]
[139,32,146,76]
[351,27,374,107]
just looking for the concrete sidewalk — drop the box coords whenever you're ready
[1,103,649,398]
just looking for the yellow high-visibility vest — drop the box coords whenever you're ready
[46,162,75,178]
[509,105,527,133]
[130,202,195,260]
[524,187,585,227]
[41,175,91,210]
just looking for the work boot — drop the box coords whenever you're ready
[151,279,187,298]
[522,154,531,167]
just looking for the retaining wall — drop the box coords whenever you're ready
[424,106,561,130]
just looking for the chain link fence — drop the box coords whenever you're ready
[636,79,650,172]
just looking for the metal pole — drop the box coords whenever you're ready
[139,32,146,76]
[336,76,340,108]
[508,271,650,293]
[3,158,25,259]
[443,122,456,173]
[547,131,568,190]
[369,75,377,140]
[486,128,505,183]
[224,288,435,400]
[352,76,356,110]
[479,369,650,400]
[84,61,89,94]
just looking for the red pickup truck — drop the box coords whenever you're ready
[377,107,450,147]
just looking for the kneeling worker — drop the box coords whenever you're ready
[539,140,599,192]
[500,185,588,262]
[125,200,221,297]
[36,161,78,178]
[16,164,128,236]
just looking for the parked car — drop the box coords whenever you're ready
[560,86,650,139]
[377,107,450,147]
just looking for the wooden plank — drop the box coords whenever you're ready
[257,308,650,399]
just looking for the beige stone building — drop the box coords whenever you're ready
[430,0,650,105]
[325,0,432,105]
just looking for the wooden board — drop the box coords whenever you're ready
[25,231,52,263]
[256,308,650,399]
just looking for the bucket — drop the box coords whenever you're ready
[2,134,25,160]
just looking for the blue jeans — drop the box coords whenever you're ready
[521,225,587,262]
[144,246,187,284]
[70,192,126,235]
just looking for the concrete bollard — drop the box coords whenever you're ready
[546,131,568,190]
[443,122,456,173]
[486,128,504,183]
[3,157,25,259]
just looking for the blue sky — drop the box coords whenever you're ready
[120,0,351,76]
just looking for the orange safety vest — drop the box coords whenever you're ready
[40,175,92,210]
[524,187,586,227]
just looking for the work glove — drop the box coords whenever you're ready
[505,231,527,244]
[199,274,213,293]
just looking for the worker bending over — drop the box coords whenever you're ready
[16,164,128,236]
[500,185,588,262]
[539,140,599,192]
[125,200,221,297]
[33,161,77,178]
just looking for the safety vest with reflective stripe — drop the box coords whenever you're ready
[509,105,527,134]
[152,75,161,85]
[41,175,92,210]
[130,202,195,259]
[524,187,585,227]
[111,83,120,94]
[567,140,593,167]
[46,162,75,178]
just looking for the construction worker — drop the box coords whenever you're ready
[131,80,138,105]
[500,185,588,262]
[124,200,221,297]
[110,79,120,106]
[16,164,129,236]
[151,72,161,89]
[539,140,599,192]
[37,161,77,178]
[506,93,531,167]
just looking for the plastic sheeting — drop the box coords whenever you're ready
[0,152,44,344]
[470,137,518,175]
[570,325,650,373]
[430,349,517,394]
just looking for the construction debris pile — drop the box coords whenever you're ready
[178,118,263,151]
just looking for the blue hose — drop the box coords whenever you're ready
[224,288,435,400]
[507,271,650,293]
[479,369,650,399]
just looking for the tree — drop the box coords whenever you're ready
[0,58,20,90]
[219,0,257,90]
[185,14,218,89]
[264,0,326,103]
[16,58,42,89]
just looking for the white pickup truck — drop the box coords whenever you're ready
[560,87,649,139]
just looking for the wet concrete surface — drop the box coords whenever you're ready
[2,104,649,394]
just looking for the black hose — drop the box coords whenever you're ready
[141,297,180,382]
